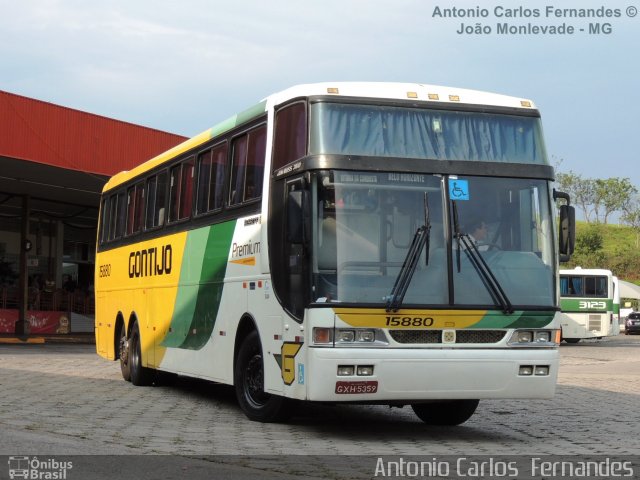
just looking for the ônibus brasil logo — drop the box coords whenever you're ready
[8,456,73,479]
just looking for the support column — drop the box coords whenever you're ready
[15,195,31,336]
[55,220,64,288]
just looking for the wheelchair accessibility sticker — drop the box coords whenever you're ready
[449,179,469,200]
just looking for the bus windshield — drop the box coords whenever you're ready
[310,103,548,165]
[312,171,555,308]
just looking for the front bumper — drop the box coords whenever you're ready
[306,346,559,402]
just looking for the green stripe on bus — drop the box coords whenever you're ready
[560,298,613,312]
[472,310,555,329]
[161,220,236,350]
[207,100,267,140]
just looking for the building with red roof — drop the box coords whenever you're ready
[0,90,187,335]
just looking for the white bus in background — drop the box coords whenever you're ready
[559,267,619,343]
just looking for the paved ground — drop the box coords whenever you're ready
[1,335,639,478]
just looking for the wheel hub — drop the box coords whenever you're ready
[120,337,129,364]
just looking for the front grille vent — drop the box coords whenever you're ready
[389,330,506,344]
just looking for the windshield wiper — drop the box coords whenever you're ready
[385,193,431,312]
[451,201,514,314]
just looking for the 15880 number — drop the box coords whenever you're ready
[385,316,434,327]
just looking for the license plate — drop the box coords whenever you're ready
[335,380,378,394]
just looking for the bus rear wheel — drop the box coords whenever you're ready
[235,330,291,422]
[129,322,154,386]
[411,399,479,425]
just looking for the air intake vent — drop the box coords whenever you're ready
[588,314,602,332]
[389,330,506,344]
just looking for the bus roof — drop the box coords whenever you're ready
[560,267,613,276]
[267,82,538,111]
[103,82,539,193]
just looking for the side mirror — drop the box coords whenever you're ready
[286,190,310,244]
[559,204,575,262]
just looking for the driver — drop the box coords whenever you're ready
[465,219,489,251]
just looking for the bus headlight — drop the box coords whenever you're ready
[312,328,388,346]
[508,329,558,346]
[356,330,376,342]
[336,330,356,343]
[534,331,551,343]
[336,328,376,344]
[515,331,533,343]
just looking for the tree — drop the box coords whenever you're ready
[555,170,595,222]
[555,167,636,224]
[592,178,637,224]
[622,194,640,248]
[568,225,606,268]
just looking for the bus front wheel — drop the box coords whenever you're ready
[411,399,479,425]
[129,322,154,386]
[235,330,291,422]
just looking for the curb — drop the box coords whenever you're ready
[0,334,95,345]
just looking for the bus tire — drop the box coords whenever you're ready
[118,323,131,382]
[564,338,580,344]
[235,330,291,423]
[411,399,479,425]
[129,322,154,386]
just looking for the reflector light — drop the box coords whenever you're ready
[520,100,532,107]
[428,93,439,100]
[327,87,339,94]
[449,95,460,102]
[407,91,418,99]
[554,330,562,344]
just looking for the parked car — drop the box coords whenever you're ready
[625,312,640,335]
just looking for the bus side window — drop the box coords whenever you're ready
[169,159,194,222]
[245,125,266,201]
[126,182,145,236]
[126,186,135,236]
[229,135,248,206]
[273,102,306,172]
[156,171,167,226]
[145,176,156,229]
[145,171,168,229]
[115,192,126,239]
[197,143,227,214]
[180,159,194,219]
[100,197,111,244]
[229,124,266,206]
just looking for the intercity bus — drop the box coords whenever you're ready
[559,267,619,343]
[95,83,575,424]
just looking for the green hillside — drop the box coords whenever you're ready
[563,221,640,284]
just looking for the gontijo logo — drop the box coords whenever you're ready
[128,245,173,278]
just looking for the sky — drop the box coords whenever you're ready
[1,0,638,191]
